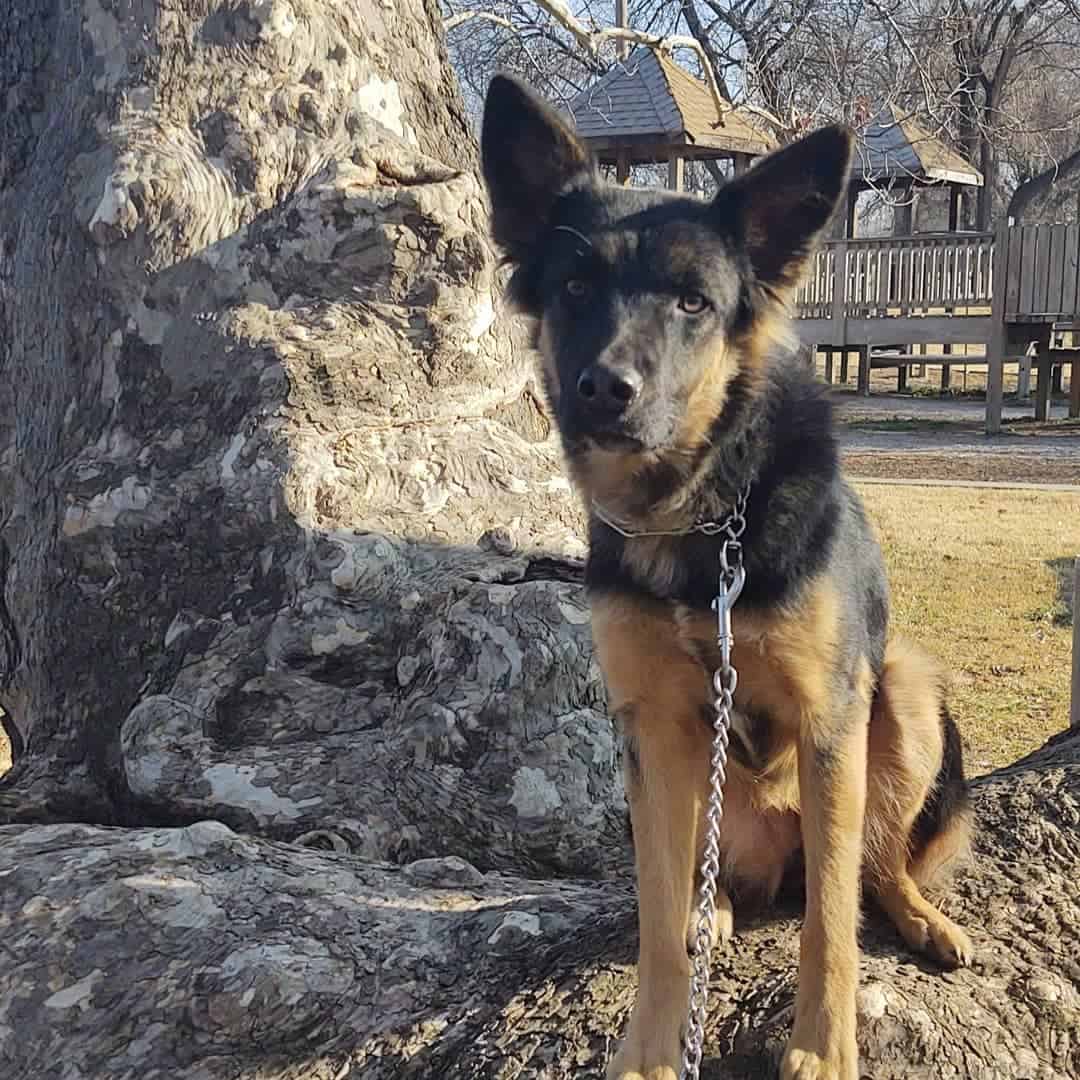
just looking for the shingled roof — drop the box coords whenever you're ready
[565,48,776,161]
[854,104,982,187]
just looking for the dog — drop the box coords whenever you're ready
[480,74,973,1080]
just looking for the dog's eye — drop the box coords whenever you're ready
[565,278,589,299]
[677,292,709,315]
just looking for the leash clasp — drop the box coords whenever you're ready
[712,541,745,668]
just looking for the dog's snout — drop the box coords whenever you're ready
[576,364,642,413]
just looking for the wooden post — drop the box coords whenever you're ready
[845,189,858,239]
[857,346,871,396]
[1017,348,1032,401]
[732,153,750,177]
[1035,341,1052,421]
[948,183,962,233]
[985,224,1009,434]
[840,351,849,383]
[1070,358,1080,418]
[616,148,630,186]
[667,152,684,192]
[1072,557,1080,729]
[824,349,834,384]
[830,239,849,365]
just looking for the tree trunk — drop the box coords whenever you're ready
[1007,146,1080,224]
[0,0,627,875]
[1,4,1078,1078]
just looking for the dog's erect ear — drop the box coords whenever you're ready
[481,74,595,261]
[713,125,854,293]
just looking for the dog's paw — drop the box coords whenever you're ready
[780,1035,858,1080]
[685,892,734,954]
[927,913,974,969]
[606,1040,680,1080]
[607,1002,684,1080]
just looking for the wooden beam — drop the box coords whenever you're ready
[857,346,871,396]
[948,184,962,233]
[732,153,750,176]
[986,224,1009,434]
[893,198,913,237]
[1035,342,1052,421]
[845,189,858,239]
[667,153,684,192]
[616,148,630,186]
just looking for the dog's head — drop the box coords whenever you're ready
[481,74,852,492]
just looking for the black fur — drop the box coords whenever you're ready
[911,704,970,856]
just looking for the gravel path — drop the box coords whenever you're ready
[833,393,1080,484]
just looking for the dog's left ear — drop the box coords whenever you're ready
[481,74,596,262]
[712,125,854,293]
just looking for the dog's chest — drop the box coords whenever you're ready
[675,594,837,754]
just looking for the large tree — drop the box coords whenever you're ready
[0,2,1078,1078]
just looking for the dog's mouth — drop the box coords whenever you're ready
[587,430,645,451]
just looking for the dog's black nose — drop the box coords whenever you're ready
[576,365,641,412]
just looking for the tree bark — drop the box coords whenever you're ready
[2,730,1079,1079]
[0,0,623,874]
[1007,146,1080,224]
[2,4,1079,1078]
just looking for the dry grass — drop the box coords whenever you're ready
[858,484,1079,773]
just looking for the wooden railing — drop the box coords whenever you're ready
[1000,223,1080,320]
[796,225,1080,324]
[796,232,995,318]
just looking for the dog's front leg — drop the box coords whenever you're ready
[781,698,869,1080]
[610,706,707,1080]
[593,596,709,1080]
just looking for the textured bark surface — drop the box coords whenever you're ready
[0,0,616,874]
[1,2,1078,1078]
[1,733,1079,1079]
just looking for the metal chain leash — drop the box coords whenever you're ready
[680,487,749,1080]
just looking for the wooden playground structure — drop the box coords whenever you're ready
[795,224,1080,432]
[565,52,1079,434]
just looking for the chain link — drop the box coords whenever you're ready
[680,488,749,1080]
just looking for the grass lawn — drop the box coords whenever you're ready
[858,483,1079,773]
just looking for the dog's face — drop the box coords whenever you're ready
[481,75,852,473]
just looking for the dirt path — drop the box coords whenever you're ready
[835,393,1080,484]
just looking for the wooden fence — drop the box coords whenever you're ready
[796,224,1080,325]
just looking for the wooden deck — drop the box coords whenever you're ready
[794,224,1080,431]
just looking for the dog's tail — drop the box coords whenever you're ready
[877,638,973,886]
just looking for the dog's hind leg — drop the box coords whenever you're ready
[592,594,711,1080]
[863,640,974,969]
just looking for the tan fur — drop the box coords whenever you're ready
[591,594,711,1080]
[863,639,974,968]
[596,585,973,1079]
[595,582,870,1079]
[677,339,735,452]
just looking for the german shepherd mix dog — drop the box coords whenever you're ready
[481,75,973,1080]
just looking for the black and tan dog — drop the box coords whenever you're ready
[481,75,973,1080]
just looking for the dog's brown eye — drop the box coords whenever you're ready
[677,292,709,315]
[565,278,588,298]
